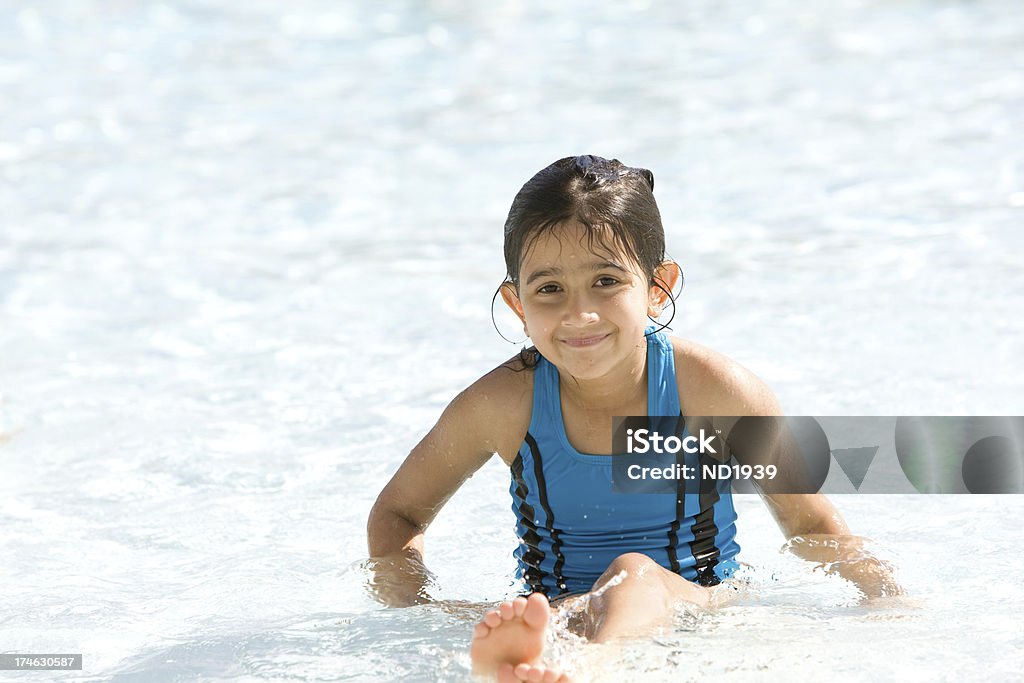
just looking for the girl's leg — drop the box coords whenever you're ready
[469,552,714,680]
[579,552,711,642]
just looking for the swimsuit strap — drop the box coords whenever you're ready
[645,327,681,417]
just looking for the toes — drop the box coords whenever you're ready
[522,592,550,629]
[472,622,489,639]
[496,663,519,683]
[484,610,502,628]
[512,663,569,683]
[512,596,528,617]
[513,663,543,682]
[499,600,515,620]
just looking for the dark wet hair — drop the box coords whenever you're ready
[494,155,678,367]
[503,155,665,286]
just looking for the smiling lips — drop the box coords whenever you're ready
[561,333,610,348]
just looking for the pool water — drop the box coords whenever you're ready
[1,1,1022,681]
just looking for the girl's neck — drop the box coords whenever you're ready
[558,343,648,413]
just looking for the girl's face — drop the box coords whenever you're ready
[502,221,673,381]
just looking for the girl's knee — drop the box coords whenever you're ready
[601,552,661,582]
[596,553,707,603]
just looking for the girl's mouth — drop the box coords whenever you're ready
[561,333,610,348]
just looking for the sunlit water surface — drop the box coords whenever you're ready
[1,0,1022,681]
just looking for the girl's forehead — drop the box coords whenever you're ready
[520,222,641,269]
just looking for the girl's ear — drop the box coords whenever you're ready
[499,281,526,324]
[648,260,682,315]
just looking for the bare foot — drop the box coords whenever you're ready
[471,593,571,681]
[497,661,574,682]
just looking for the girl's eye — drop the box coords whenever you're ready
[596,276,619,287]
[538,284,561,294]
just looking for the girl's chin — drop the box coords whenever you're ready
[550,354,618,380]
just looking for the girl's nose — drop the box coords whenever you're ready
[562,290,599,325]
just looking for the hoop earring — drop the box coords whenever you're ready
[490,282,528,344]
[646,262,683,336]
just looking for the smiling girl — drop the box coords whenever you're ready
[367,155,901,682]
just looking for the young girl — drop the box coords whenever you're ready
[367,155,901,682]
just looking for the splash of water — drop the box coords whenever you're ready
[540,570,630,675]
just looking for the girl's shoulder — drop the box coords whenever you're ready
[448,352,536,465]
[669,335,782,416]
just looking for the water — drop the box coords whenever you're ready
[1,0,1022,680]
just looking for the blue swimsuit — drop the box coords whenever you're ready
[509,329,740,596]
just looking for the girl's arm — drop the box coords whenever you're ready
[760,492,905,600]
[674,338,904,600]
[366,363,530,607]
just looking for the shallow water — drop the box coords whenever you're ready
[1,0,1022,681]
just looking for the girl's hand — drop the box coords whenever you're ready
[365,547,436,608]
[783,534,906,601]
